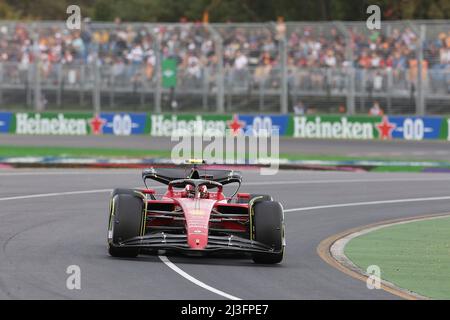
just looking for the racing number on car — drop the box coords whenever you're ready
[113,114,133,136]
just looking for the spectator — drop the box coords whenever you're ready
[186,54,201,82]
[369,101,384,116]
[234,50,248,71]
[324,49,336,68]
[293,101,306,115]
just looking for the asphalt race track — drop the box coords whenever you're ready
[1,168,450,299]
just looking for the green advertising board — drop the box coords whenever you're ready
[287,115,383,140]
[441,118,450,141]
[162,58,177,88]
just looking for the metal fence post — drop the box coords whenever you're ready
[417,24,426,115]
[207,25,224,113]
[154,35,162,113]
[408,21,426,115]
[26,62,32,107]
[271,22,288,114]
[80,64,85,107]
[93,56,101,114]
[202,66,209,111]
[336,22,355,115]
[216,38,225,113]
[360,69,366,113]
[109,67,115,109]
[56,63,62,107]
[32,26,42,111]
[280,37,288,114]
[0,62,3,106]
[387,68,393,113]
[259,79,264,111]
[348,66,355,114]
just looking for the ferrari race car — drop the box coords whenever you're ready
[107,162,285,264]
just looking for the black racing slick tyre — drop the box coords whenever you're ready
[237,194,273,204]
[112,188,156,200]
[111,188,137,197]
[252,201,285,264]
[108,190,144,258]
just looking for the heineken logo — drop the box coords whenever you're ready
[151,115,226,137]
[293,116,374,139]
[16,113,88,135]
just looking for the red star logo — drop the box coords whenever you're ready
[376,116,396,140]
[89,114,106,135]
[227,115,245,136]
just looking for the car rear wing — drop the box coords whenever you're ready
[142,167,242,186]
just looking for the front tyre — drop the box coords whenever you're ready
[108,190,144,258]
[252,201,285,264]
[237,194,273,204]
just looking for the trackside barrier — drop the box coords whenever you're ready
[0,112,449,141]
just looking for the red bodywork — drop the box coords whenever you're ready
[142,186,250,251]
[175,198,215,249]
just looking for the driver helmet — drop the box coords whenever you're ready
[199,185,209,198]
[185,184,195,197]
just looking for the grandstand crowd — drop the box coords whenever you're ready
[0,19,449,93]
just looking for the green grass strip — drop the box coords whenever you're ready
[0,145,172,158]
[345,216,450,299]
[370,166,425,173]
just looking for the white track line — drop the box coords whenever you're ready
[0,189,112,201]
[159,255,241,300]
[243,177,450,186]
[0,187,172,202]
[0,171,134,177]
[284,195,450,213]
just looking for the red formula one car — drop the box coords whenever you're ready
[107,162,285,264]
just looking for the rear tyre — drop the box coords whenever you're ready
[108,190,144,258]
[251,201,285,264]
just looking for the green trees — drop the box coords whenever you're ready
[0,0,448,21]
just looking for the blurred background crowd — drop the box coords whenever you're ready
[2,20,449,85]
